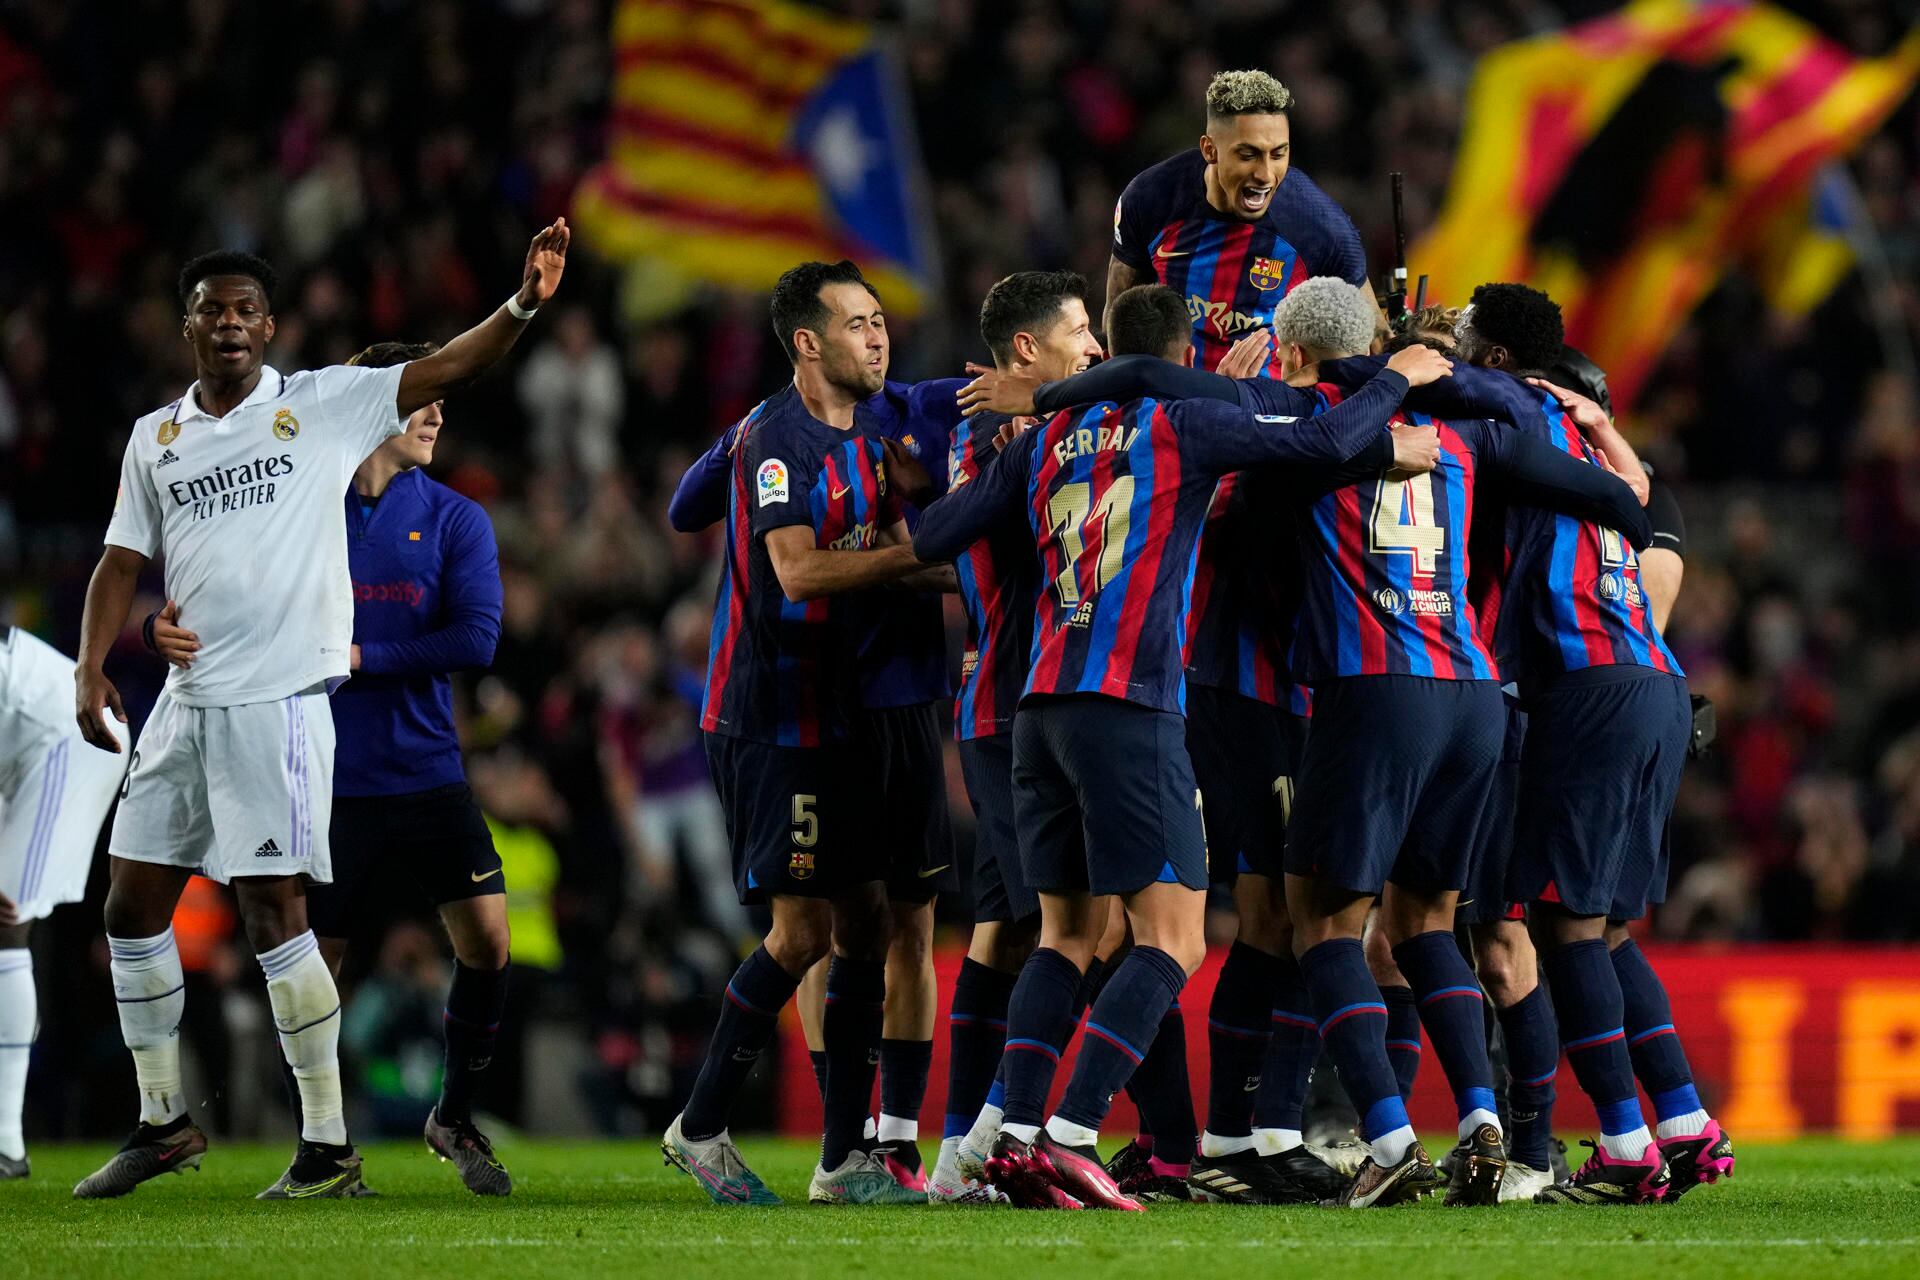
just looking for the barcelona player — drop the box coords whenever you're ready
[928,271,1105,1202]
[662,261,933,1207]
[1451,286,1731,1205]
[912,284,1447,1210]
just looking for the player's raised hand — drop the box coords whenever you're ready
[1218,329,1273,379]
[1526,377,1609,434]
[956,363,1041,418]
[993,415,1037,451]
[151,599,200,670]
[74,667,127,754]
[518,216,570,310]
[1390,421,1441,474]
[1385,343,1453,388]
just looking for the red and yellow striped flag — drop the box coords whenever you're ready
[574,0,935,312]
[1413,0,1920,408]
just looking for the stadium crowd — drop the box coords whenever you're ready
[1,0,1918,1144]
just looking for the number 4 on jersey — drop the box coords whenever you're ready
[1370,470,1445,578]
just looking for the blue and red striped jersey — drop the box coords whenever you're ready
[701,385,904,746]
[1497,390,1683,681]
[1113,151,1366,376]
[914,370,1411,715]
[1288,386,1657,685]
[1183,468,1302,704]
[947,412,1038,740]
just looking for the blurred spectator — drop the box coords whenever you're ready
[340,920,452,1137]
[518,307,626,478]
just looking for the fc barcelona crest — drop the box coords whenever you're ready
[1249,256,1286,291]
[788,850,816,881]
[272,408,300,440]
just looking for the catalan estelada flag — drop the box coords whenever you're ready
[1413,0,1920,409]
[573,0,937,312]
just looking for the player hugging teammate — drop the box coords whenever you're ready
[664,67,1731,1212]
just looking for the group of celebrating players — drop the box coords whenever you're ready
[0,65,1733,1214]
[659,68,1734,1213]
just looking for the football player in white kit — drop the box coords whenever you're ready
[0,626,131,1180]
[70,218,569,1200]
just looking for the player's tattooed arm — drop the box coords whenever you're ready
[74,545,146,752]
[1102,255,1148,346]
[396,218,570,415]
[763,525,920,603]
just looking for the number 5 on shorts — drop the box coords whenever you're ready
[791,795,818,847]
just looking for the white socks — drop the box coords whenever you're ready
[1252,1126,1304,1156]
[1601,1125,1654,1161]
[108,929,188,1127]
[1369,1123,1417,1167]
[961,1101,1003,1156]
[258,931,346,1147]
[1459,1107,1504,1140]
[877,1113,917,1143]
[1201,1130,1256,1158]
[0,950,33,1159]
[1001,1120,1040,1144]
[1656,1109,1710,1140]
[1044,1115,1099,1149]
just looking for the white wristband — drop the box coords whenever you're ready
[505,294,540,322]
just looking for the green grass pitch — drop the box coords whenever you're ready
[8,1137,1919,1279]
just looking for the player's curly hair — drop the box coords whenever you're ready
[1206,70,1293,120]
[1107,285,1192,360]
[1272,277,1375,358]
[979,271,1088,365]
[770,260,880,365]
[177,250,279,311]
[1465,282,1565,373]
[347,340,439,369]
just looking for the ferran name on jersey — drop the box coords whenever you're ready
[272,408,300,440]
[758,458,789,506]
[1050,422,1139,467]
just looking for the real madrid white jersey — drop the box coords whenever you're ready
[0,627,76,796]
[105,363,407,708]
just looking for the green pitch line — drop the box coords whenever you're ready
[9,1137,1919,1280]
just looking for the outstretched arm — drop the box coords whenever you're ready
[912,444,1034,564]
[764,525,920,603]
[396,218,570,415]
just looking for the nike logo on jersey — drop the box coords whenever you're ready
[918,864,951,878]
[831,484,850,500]
[470,867,503,883]
[1156,246,1192,258]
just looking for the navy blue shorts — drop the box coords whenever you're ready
[704,732,880,904]
[1286,676,1504,897]
[859,701,958,904]
[1458,701,1528,928]
[959,732,1038,923]
[310,783,500,939]
[1509,667,1691,921]
[1185,685,1306,883]
[1012,695,1208,898]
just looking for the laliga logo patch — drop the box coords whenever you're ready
[1249,256,1286,291]
[757,458,789,507]
[272,408,300,440]
[1373,586,1407,616]
[156,418,180,446]
[788,849,815,880]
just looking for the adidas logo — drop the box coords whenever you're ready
[254,838,284,858]
[156,449,180,467]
